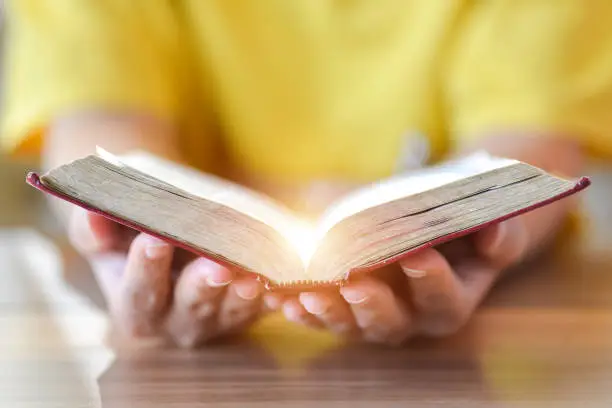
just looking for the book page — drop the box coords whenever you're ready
[316,151,519,235]
[97,148,317,262]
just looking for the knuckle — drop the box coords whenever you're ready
[122,284,166,315]
[190,302,215,319]
[179,281,220,319]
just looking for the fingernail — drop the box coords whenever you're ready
[144,236,171,259]
[193,258,232,287]
[340,287,368,304]
[402,267,427,278]
[234,282,260,300]
[299,292,329,315]
[206,276,232,287]
[282,302,303,322]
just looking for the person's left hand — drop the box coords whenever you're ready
[266,217,530,345]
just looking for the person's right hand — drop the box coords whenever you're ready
[68,207,267,348]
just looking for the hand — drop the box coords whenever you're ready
[68,208,266,348]
[271,134,583,345]
[270,217,531,346]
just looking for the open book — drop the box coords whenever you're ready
[27,149,590,289]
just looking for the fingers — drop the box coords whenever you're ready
[339,278,412,345]
[216,278,263,335]
[400,248,465,335]
[474,219,528,269]
[400,248,497,336]
[263,292,283,312]
[69,209,116,254]
[401,219,527,337]
[164,258,232,348]
[282,297,324,329]
[285,220,528,344]
[115,233,173,338]
[299,292,357,335]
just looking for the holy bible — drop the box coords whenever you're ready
[26,149,590,289]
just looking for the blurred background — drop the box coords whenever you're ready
[0,2,106,310]
[0,3,47,227]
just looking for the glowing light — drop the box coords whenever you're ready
[277,220,319,267]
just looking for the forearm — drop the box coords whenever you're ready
[43,112,182,223]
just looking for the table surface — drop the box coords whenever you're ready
[1,174,612,408]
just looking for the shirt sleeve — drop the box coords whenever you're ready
[447,0,612,158]
[1,0,182,154]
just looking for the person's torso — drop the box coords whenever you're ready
[175,1,465,198]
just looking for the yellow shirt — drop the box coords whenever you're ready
[3,0,612,182]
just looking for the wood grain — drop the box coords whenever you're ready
[97,245,612,408]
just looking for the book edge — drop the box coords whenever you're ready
[96,149,309,242]
[348,176,592,277]
[26,172,591,291]
[26,172,281,288]
[315,153,523,235]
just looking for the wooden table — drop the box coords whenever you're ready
[1,176,612,407]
